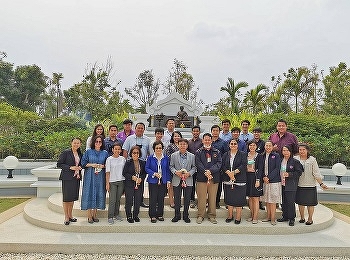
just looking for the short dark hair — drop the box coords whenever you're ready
[211,125,221,131]
[277,119,287,126]
[109,124,118,131]
[253,127,262,133]
[222,119,231,125]
[231,127,241,133]
[154,127,164,134]
[166,118,175,124]
[135,122,145,129]
[111,142,122,150]
[178,138,189,145]
[202,133,212,139]
[123,119,133,125]
[129,145,142,158]
[282,145,294,156]
[192,125,200,131]
[152,140,164,151]
[241,119,250,125]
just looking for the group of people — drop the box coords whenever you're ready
[57,117,327,226]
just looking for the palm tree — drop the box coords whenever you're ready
[220,77,248,114]
[243,84,268,114]
[52,72,64,118]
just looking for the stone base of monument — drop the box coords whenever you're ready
[23,192,334,235]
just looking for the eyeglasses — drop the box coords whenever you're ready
[132,152,139,154]
[230,143,238,146]
[95,140,102,143]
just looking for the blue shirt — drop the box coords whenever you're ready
[122,134,150,161]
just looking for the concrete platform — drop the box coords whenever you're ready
[0,199,350,257]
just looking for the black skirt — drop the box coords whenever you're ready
[224,183,247,207]
[296,186,318,206]
[246,172,263,197]
[62,179,80,202]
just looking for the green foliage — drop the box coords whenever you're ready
[220,78,248,114]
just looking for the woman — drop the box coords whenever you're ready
[123,145,146,223]
[86,124,105,151]
[57,137,83,225]
[221,139,247,224]
[81,135,109,223]
[146,141,171,223]
[295,143,327,225]
[246,140,262,224]
[257,140,281,225]
[277,145,303,226]
[105,143,125,224]
[165,131,183,208]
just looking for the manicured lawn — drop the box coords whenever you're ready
[323,203,350,217]
[0,198,30,213]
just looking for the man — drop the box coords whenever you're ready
[188,125,203,208]
[231,127,247,152]
[162,118,176,148]
[239,120,254,143]
[195,133,222,224]
[170,138,196,223]
[122,122,151,208]
[252,127,265,154]
[149,127,164,155]
[104,125,123,156]
[219,119,232,142]
[117,119,135,142]
[269,119,298,155]
[211,124,229,209]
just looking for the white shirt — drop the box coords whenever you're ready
[105,156,126,182]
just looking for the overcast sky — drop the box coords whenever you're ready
[1,0,349,105]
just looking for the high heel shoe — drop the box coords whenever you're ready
[225,217,233,223]
[69,218,77,222]
[92,217,99,222]
[88,218,94,224]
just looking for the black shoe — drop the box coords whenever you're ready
[234,219,241,224]
[171,216,181,222]
[225,217,233,223]
[127,217,134,223]
[69,218,77,222]
[151,218,157,223]
[156,216,164,221]
[64,221,70,225]
[92,217,99,222]
[289,219,295,226]
[259,202,265,210]
[299,219,305,223]
[141,202,149,208]
[183,217,191,223]
[134,216,140,222]
[88,218,94,224]
[277,218,288,222]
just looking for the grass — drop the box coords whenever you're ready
[322,203,350,217]
[0,198,30,213]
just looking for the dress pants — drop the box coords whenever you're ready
[124,185,142,218]
[173,183,192,218]
[108,181,124,218]
[148,183,166,218]
[196,180,218,219]
[281,186,297,220]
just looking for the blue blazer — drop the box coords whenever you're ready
[145,155,171,184]
[256,152,281,183]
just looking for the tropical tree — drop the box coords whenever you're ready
[0,60,14,101]
[12,65,47,111]
[266,79,291,114]
[281,65,319,113]
[243,84,268,114]
[220,77,248,114]
[52,72,64,118]
[322,62,350,115]
[163,58,197,101]
[124,70,160,113]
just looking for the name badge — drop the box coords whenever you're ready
[207,157,211,163]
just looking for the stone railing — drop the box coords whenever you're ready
[30,164,61,198]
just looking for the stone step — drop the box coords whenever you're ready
[24,195,334,235]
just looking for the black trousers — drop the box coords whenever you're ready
[148,183,166,218]
[124,185,142,218]
[281,186,297,220]
[173,183,192,218]
[190,173,197,201]
[216,179,223,205]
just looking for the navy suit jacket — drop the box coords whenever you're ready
[57,149,82,181]
[122,159,146,188]
[283,157,303,191]
[221,150,247,183]
[256,152,281,183]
